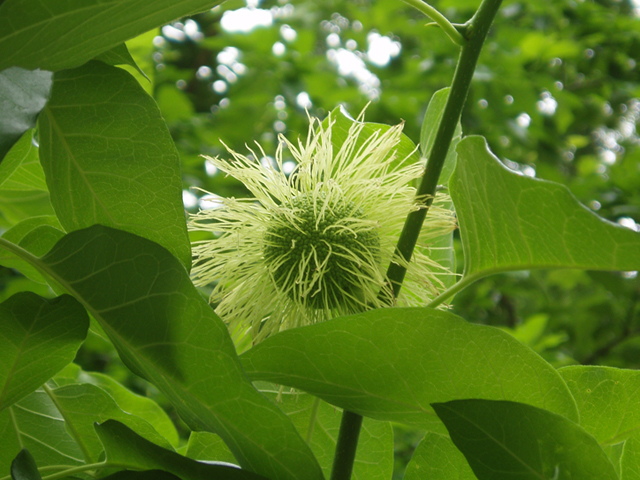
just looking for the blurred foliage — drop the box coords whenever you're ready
[3,0,638,475]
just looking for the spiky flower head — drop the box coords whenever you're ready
[190,109,455,342]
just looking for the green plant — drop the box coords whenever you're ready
[1,1,639,479]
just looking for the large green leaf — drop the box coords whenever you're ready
[0,292,89,412]
[2,225,323,480]
[10,449,42,480]
[55,363,179,448]
[0,0,225,72]
[0,68,52,161]
[433,399,618,480]
[45,383,174,464]
[38,61,190,270]
[241,307,578,433]
[560,366,640,446]
[0,390,84,470]
[450,136,640,285]
[95,420,269,480]
[621,435,640,480]
[404,433,476,480]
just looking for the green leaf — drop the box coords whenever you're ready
[29,225,323,480]
[0,292,89,412]
[95,43,149,81]
[241,307,578,432]
[621,435,640,480]
[404,433,476,480]
[0,68,52,160]
[95,420,270,480]
[11,449,42,480]
[0,189,54,227]
[420,87,462,184]
[559,366,640,446]
[433,399,618,480]
[451,136,640,283]
[38,61,191,270]
[324,105,420,171]
[45,383,174,464]
[186,431,238,466]
[0,0,226,72]
[0,129,54,228]
[0,390,84,470]
[0,130,47,191]
[55,363,179,448]
[0,216,64,283]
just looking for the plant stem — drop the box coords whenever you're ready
[401,0,466,46]
[332,2,503,478]
[385,0,504,300]
[329,410,363,480]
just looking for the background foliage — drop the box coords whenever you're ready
[0,0,639,479]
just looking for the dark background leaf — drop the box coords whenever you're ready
[11,449,42,480]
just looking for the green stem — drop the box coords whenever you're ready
[401,0,467,46]
[0,462,113,480]
[40,462,115,480]
[329,410,363,480]
[385,0,504,301]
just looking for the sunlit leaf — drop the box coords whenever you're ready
[0,292,89,412]
[433,399,618,480]
[38,61,191,269]
[451,136,640,283]
[621,435,640,480]
[404,433,476,480]
[241,307,578,433]
[560,366,640,446]
[95,43,148,80]
[0,0,226,72]
[0,130,46,191]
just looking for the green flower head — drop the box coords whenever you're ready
[190,109,456,342]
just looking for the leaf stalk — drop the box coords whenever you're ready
[385,0,504,301]
[401,0,467,46]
